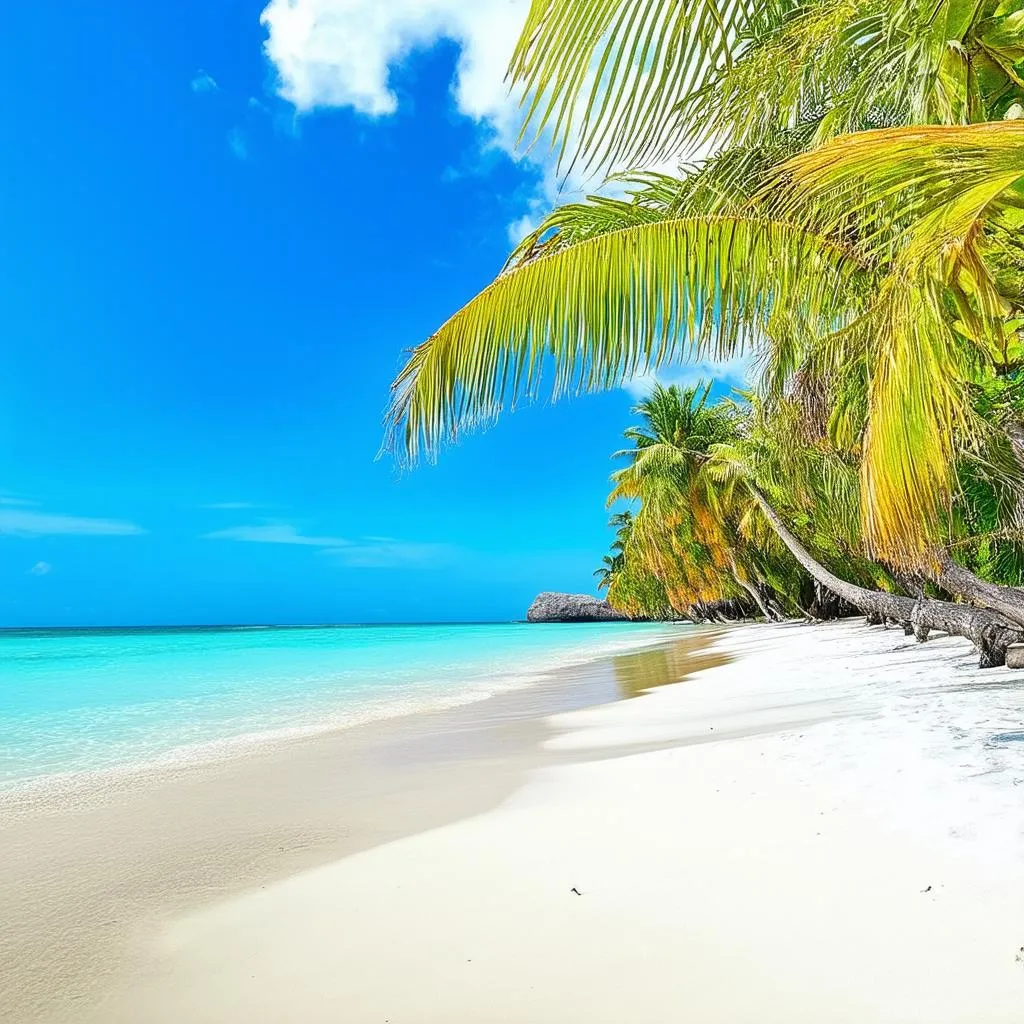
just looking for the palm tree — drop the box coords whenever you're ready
[603,382,771,618]
[600,382,1024,661]
[594,510,638,589]
[774,121,1024,618]
[593,554,619,592]
[385,1,1024,663]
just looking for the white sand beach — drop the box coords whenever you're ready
[87,621,1024,1023]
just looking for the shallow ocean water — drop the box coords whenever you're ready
[0,622,681,788]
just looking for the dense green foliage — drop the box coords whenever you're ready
[598,384,891,620]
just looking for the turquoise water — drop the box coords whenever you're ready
[0,622,679,789]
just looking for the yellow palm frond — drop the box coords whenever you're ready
[858,277,983,563]
[776,121,1024,258]
[775,121,1024,562]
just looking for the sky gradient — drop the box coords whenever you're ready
[0,1,743,626]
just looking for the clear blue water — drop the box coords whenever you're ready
[0,622,680,789]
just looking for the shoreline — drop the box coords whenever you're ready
[8,620,1024,1022]
[0,623,686,815]
[0,628,719,1024]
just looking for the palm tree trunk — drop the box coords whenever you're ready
[747,485,914,622]
[728,560,777,621]
[929,552,1024,629]
[930,415,1024,627]
[747,485,1023,667]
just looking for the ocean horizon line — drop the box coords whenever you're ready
[0,619,533,635]
[0,617,675,636]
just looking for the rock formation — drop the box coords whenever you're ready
[526,592,628,623]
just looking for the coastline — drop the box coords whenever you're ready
[0,628,718,1024]
[92,620,1024,1023]
[0,622,684,807]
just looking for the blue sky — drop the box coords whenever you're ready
[0,1,744,627]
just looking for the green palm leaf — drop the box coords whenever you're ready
[386,217,862,461]
[776,121,1024,255]
[509,0,753,172]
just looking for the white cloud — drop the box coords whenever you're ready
[622,354,754,400]
[261,1,527,120]
[28,561,51,576]
[204,523,346,546]
[206,521,450,568]
[0,510,145,537]
[203,502,260,510]
[0,493,37,507]
[324,538,453,569]
[227,127,248,160]
[259,0,623,226]
[191,70,219,94]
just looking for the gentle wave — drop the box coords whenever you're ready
[0,622,683,798]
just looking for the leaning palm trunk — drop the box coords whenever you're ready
[747,486,1024,668]
[748,485,914,623]
[728,560,780,621]
[929,552,1024,630]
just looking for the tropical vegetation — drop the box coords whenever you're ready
[387,0,1024,668]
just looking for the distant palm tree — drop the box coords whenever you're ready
[593,554,620,593]
[603,382,780,619]
[594,511,638,592]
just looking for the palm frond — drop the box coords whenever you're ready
[387,216,863,461]
[683,1,1024,151]
[858,276,987,562]
[506,186,667,269]
[776,121,1024,257]
[771,120,1024,561]
[508,0,755,173]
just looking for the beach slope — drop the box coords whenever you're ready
[95,622,1024,1023]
